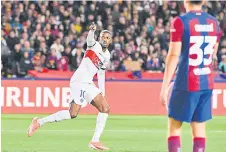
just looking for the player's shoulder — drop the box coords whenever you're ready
[105,50,111,60]
[95,41,101,47]
[87,41,102,52]
[87,41,101,49]
[206,13,218,22]
[102,49,110,61]
[172,16,183,23]
[177,12,192,22]
[170,16,184,28]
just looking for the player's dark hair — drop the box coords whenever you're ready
[189,0,203,5]
[100,30,112,37]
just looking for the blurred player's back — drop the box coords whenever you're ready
[172,11,221,91]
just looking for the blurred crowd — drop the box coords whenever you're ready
[1,1,226,78]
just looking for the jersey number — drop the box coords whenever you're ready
[189,36,217,75]
[80,90,85,98]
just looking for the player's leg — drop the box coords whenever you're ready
[89,93,110,150]
[191,90,212,152]
[38,102,81,126]
[191,122,206,152]
[168,117,182,152]
[167,90,199,152]
[28,102,81,137]
[91,94,110,142]
[28,82,83,137]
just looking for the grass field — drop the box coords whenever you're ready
[1,114,226,152]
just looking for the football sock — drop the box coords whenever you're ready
[193,137,205,152]
[91,112,108,142]
[168,136,181,152]
[38,110,71,126]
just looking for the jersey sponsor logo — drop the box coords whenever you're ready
[85,50,103,69]
[195,23,214,32]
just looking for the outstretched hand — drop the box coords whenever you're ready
[89,22,96,31]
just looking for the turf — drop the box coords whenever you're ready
[1,114,226,152]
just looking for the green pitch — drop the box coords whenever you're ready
[1,114,226,152]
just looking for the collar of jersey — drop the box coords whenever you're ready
[189,10,202,13]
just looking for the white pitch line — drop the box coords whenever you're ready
[2,129,226,133]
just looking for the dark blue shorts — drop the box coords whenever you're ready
[168,89,213,123]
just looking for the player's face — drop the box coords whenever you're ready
[99,32,112,48]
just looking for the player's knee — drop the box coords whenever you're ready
[70,115,77,119]
[100,105,110,113]
[69,110,77,119]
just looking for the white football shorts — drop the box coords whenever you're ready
[70,81,101,108]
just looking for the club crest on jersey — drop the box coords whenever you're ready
[85,50,103,69]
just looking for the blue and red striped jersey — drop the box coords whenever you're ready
[171,11,222,91]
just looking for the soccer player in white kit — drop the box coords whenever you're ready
[28,23,111,150]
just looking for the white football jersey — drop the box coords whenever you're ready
[70,42,110,83]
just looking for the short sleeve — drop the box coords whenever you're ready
[170,17,184,42]
[217,27,222,42]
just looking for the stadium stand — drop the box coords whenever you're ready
[1,1,226,78]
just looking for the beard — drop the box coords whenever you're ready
[100,41,108,48]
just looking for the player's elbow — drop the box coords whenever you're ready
[166,54,179,63]
[86,39,93,47]
[167,53,180,58]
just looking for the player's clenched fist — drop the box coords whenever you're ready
[89,22,96,31]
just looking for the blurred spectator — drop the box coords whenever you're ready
[1,37,11,75]
[6,30,19,51]
[110,43,126,71]
[112,4,120,23]
[1,1,226,78]
[73,17,83,35]
[219,55,226,73]
[18,51,33,77]
[21,41,34,59]
[39,41,48,56]
[32,51,46,72]
[62,46,72,65]
[50,37,63,60]
[11,17,23,32]
[46,48,58,70]
[12,43,22,63]
[8,43,23,77]
[146,55,163,72]
[58,56,69,71]
[70,43,84,70]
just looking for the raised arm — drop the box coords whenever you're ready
[87,22,97,47]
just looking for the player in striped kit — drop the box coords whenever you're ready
[28,23,111,150]
[160,1,222,152]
